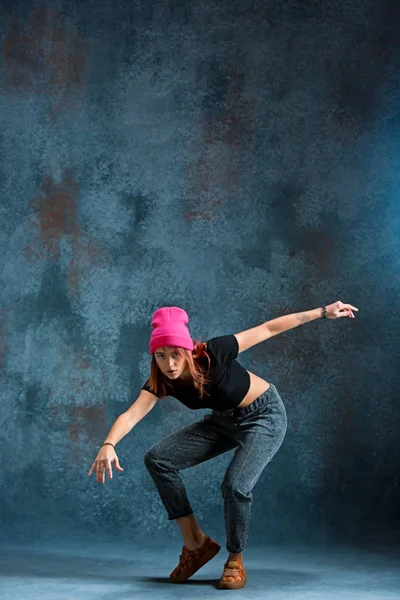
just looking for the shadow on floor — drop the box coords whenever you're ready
[0,548,317,588]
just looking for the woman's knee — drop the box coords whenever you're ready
[144,447,159,468]
[221,478,252,501]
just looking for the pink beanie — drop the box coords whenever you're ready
[149,307,194,354]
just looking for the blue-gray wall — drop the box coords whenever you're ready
[1,0,399,546]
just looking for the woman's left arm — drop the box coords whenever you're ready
[266,301,359,337]
[234,301,359,353]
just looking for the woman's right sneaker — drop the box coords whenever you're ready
[169,534,221,583]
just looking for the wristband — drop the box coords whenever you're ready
[321,306,327,319]
[101,442,115,450]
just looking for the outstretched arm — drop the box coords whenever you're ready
[267,306,325,336]
[234,301,359,353]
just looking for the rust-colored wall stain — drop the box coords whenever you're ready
[68,234,110,296]
[69,402,108,465]
[185,66,258,221]
[47,349,109,465]
[29,170,79,261]
[2,5,86,114]
[68,351,109,465]
[23,169,110,298]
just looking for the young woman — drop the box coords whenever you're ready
[88,301,358,590]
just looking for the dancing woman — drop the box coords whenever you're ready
[89,301,358,589]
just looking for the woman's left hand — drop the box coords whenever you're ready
[326,301,359,319]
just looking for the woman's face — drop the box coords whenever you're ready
[154,346,189,379]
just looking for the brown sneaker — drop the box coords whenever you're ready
[218,559,248,589]
[169,534,221,583]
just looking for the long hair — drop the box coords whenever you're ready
[146,340,212,400]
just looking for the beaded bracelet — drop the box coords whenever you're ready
[322,306,327,319]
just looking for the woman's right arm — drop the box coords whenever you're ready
[104,390,159,446]
[88,390,159,484]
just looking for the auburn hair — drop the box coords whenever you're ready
[146,340,212,400]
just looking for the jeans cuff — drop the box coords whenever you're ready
[168,511,194,521]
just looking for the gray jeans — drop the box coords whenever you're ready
[144,383,287,553]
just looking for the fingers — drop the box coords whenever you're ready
[341,307,358,318]
[89,454,123,483]
[345,304,358,318]
[113,457,124,472]
[337,302,359,311]
[96,465,107,484]
[336,303,358,319]
[346,304,359,318]
[93,460,116,483]
[97,461,112,483]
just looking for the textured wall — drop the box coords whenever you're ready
[1,0,399,545]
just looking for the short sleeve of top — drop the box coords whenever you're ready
[205,334,239,364]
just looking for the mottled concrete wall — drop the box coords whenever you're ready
[1,0,399,544]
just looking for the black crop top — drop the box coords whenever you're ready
[141,334,251,410]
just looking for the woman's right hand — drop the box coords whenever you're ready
[88,445,124,484]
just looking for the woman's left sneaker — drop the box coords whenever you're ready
[218,559,247,589]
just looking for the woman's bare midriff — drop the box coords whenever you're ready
[221,371,271,411]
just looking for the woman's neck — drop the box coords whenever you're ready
[178,366,193,383]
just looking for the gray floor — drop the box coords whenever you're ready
[1,538,399,599]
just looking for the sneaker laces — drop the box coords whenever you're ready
[176,546,198,571]
[177,547,190,568]
[223,562,244,579]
